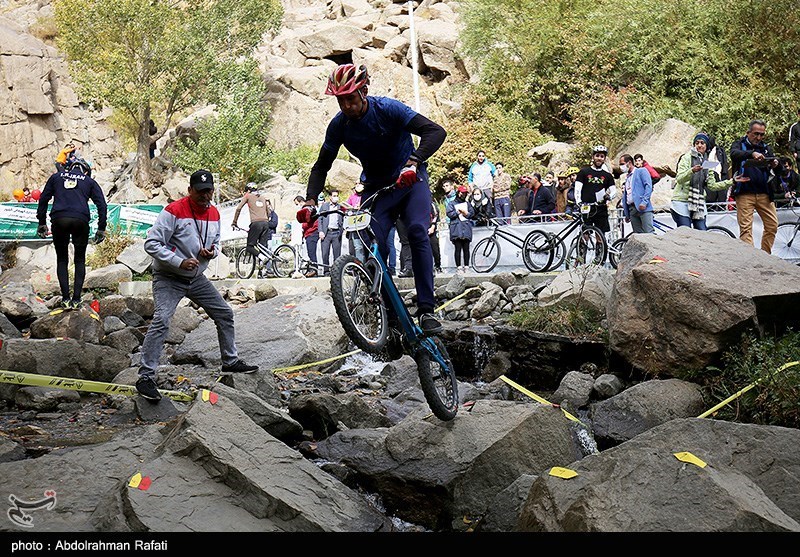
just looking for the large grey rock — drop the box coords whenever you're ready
[538,266,615,313]
[296,21,372,59]
[0,426,163,531]
[115,239,151,274]
[84,264,133,290]
[593,374,624,399]
[0,338,129,382]
[0,435,25,463]
[103,316,126,333]
[0,282,49,325]
[607,228,800,376]
[100,327,143,354]
[289,392,392,439]
[15,387,80,411]
[213,383,302,441]
[476,474,537,532]
[470,288,501,319]
[414,19,468,82]
[591,379,706,447]
[614,118,697,177]
[0,312,22,338]
[518,418,800,531]
[29,306,104,343]
[316,400,585,530]
[117,391,388,532]
[551,371,595,410]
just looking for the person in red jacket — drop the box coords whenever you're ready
[295,195,320,277]
[634,154,661,180]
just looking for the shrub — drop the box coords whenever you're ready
[86,227,134,269]
[507,304,606,342]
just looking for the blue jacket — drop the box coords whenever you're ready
[730,136,775,198]
[37,170,108,229]
[622,167,653,218]
[446,198,475,241]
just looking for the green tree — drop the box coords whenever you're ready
[54,0,282,187]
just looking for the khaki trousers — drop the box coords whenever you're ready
[736,193,779,253]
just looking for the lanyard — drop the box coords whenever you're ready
[189,203,209,249]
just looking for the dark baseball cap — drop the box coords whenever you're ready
[189,169,214,191]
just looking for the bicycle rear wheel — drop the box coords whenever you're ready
[565,226,607,268]
[329,254,388,353]
[471,237,500,273]
[273,244,296,278]
[522,230,554,272]
[415,337,458,421]
[707,225,736,238]
[773,222,800,263]
[235,249,256,279]
[608,238,628,269]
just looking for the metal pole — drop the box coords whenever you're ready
[408,1,420,113]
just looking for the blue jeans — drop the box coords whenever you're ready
[670,209,706,230]
[494,197,511,222]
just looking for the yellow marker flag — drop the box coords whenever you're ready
[128,473,142,488]
[674,452,707,468]
[201,389,210,402]
[49,309,64,316]
[90,313,100,321]
[549,467,578,479]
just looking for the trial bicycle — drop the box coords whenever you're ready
[470,220,544,273]
[319,186,459,421]
[232,225,296,279]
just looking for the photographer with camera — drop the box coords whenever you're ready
[770,156,800,208]
[730,119,780,253]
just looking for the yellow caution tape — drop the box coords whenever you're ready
[0,369,195,403]
[549,467,578,479]
[697,360,800,419]
[674,452,707,468]
[434,286,481,313]
[499,375,585,427]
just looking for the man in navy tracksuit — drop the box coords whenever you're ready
[37,158,108,309]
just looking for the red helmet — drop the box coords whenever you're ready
[325,64,369,96]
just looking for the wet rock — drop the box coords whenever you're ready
[593,374,624,399]
[481,351,511,383]
[475,474,537,532]
[288,392,392,439]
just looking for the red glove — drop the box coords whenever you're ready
[396,165,418,188]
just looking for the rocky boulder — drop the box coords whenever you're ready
[288,392,392,439]
[0,338,130,382]
[29,307,104,343]
[607,228,800,376]
[115,239,151,274]
[614,118,697,177]
[0,282,50,326]
[84,264,133,291]
[537,266,615,313]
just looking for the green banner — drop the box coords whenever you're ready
[0,203,164,240]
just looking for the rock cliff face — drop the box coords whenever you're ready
[0,3,123,196]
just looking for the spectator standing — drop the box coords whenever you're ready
[319,190,344,276]
[469,186,495,226]
[565,166,580,215]
[492,162,513,223]
[148,119,158,159]
[295,194,320,277]
[671,133,731,230]
[542,171,557,198]
[446,185,474,273]
[730,119,780,253]
[770,157,800,208]
[555,171,570,214]
[574,145,617,233]
[512,175,533,217]
[442,180,456,223]
[134,169,258,402]
[633,154,660,180]
[527,173,556,217]
[467,150,496,202]
[619,153,654,233]
[344,182,366,260]
[232,182,278,277]
[54,143,76,173]
[703,136,730,208]
[36,158,108,310]
[429,199,442,274]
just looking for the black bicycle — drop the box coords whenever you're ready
[470,220,545,273]
[522,204,607,272]
[232,225,296,279]
[321,186,459,421]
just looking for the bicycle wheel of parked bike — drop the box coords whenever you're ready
[522,230,555,272]
[235,249,256,279]
[707,225,736,238]
[273,244,297,278]
[415,337,458,421]
[565,226,607,269]
[608,238,628,270]
[471,237,501,273]
[329,254,388,353]
[773,222,800,263]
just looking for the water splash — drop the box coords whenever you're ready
[336,350,385,377]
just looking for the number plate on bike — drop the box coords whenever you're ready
[343,213,371,232]
[580,204,591,215]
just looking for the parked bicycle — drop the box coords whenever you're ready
[320,185,459,421]
[470,219,548,273]
[522,203,608,272]
[772,203,800,264]
[232,225,296,279]
[607,218,735,269]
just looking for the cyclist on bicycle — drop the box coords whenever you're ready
[303,63,447,334]
[574,146,617,232]
[232,182,278,276]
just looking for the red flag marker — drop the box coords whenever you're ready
[90,300,100,313]
[138,476,152,491]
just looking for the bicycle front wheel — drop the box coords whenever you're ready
[273,244,296,278]
[608,238,628,270]
[415,337,458,421]
[329,254,388,353]
[235,248,256,279]
[565,226,607,268]
[471,237,500,273]
[522,230,554,272]
[773,222,800,263]
[707,225,736,238]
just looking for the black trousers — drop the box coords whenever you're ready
[51,217,89,301]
